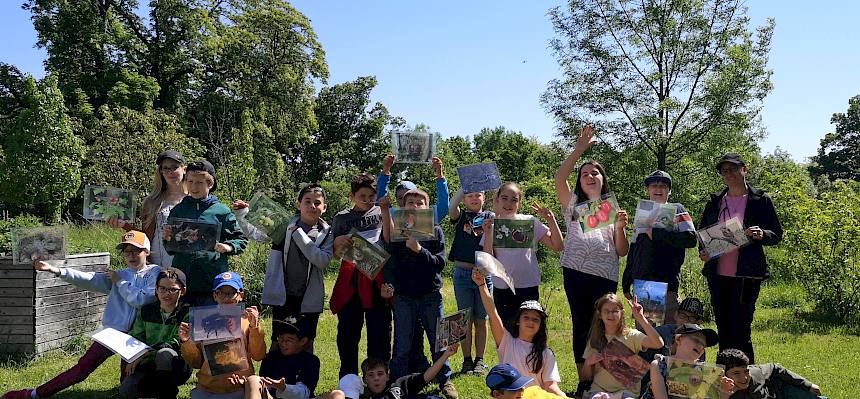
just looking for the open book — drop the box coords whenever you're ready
[90,327,150,363]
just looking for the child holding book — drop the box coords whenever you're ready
[338,344,460,399]
[119,268,192,399]
[643,323,719,399]
[3,231,160,399]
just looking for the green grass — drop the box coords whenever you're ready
[1,278,858,398]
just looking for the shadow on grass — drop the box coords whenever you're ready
[755,305,858,336]
[46,389,117,399]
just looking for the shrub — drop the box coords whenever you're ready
[0,215,42,255]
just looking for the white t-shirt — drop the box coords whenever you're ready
[559,196,620,281]
[498,331,562,390]
[149,203,175,268]
[481,215,549,289]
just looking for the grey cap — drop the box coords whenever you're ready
[644,170,672,187]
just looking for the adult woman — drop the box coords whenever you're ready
[554,125,629,395]
[698,153,782,364]
[110,150,187,268]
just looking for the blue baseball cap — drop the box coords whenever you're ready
[486,364,533,391]
[212,271,243,291]
[395,180,418,193]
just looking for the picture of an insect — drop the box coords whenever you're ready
[492,218,535,249]
[163,218,221,253]
[191,304,244,342]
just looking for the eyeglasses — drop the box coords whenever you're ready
[157,286,181,294]
[214,290,240,299]
[161,164,182,172]
[718,165,739,176]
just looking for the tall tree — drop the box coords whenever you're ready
[543,0,774,170]
[810,95,860,181]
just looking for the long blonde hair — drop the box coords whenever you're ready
[141,163,185,232]
[588,293,630,351]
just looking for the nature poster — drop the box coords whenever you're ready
[474,251,516,294]
[191,303,244,342]
[246,191,291,243]
[345,228,390,279]
[666,358,725,399]
[390,208,436,241]
[697,217,750,259]
[392,130,437,164]
[457,162,502,194]
[435,308,471,352]
[202,337,249,376]
[575,193,619,233]
[633,279,668,326]
[493,218,535,249]
[83,185,135,221]
[11,226,67,265]
[162,218,221,253]
[599,339,651,388]
[634,199,677,230]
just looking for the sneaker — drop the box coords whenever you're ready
[440,381,459,399]
[2,390,33,399]
[470,358,488,374]
[459,357,474,374]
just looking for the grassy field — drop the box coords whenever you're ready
[1,276,858,398]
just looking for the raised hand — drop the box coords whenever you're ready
[382,154,396,175]
[575,124,598,153]
[471,268,488,286]
[530,202,556,222]
[379,196,392,209]
[432,156,444,179]
[628,294,646,321]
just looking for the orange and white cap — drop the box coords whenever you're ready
[117,230,151,251]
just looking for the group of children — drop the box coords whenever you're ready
[3,142,825,399]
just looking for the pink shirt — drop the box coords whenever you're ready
[717,194,747,276]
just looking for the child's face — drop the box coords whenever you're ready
[600,302,623,329]
[494,188,521,217]
[725,366,751,390]
[276,333,308,356]
[350,187,376,212]
[121,245,149,269]
[517,309,542,339]
[213,286,244,305]
[185,171,213,199]
[647,182,671,203]
[156,279,185,306]
[674,333,706,360]
[404,195,428,210]
[297,192,327,223]
[579,164,604,197]
[363,365,390,394]
[464,192,484,212]
[675,310,703,325]
[492,389,525,399]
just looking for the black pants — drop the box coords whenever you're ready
[563,267,618,363]
[336,294,392,377]
[707,274,761,363]
[493,286,539,333]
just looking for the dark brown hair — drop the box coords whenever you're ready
[573,160,611,201]
[350,172,377,194]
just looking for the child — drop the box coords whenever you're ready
[379,189,456,398]
[338,344,460,399]
[485,364,533,399]
[481,182,564,328]
[329,172,392,378]
[168,160,248,306]
[554,125,629,395]
[233,183,333,348]
[582,293,664,399]
[119,268,192,399]
[622,170,697,320]
[643,324,719,399]
[448,186,493,374]
[3,231,160,399]
[716,349,824,399]
[377,154,450,222]
[640,298,707,365]
[472,269,567,397]
[179,271,267,399]
[244,316,345,399]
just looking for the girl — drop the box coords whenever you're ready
[582,293,664,399]
[109,150,187,268]
[644,324,719,399]
[554,125,629,392]
[482,182,563,328]
[472,269,567,397]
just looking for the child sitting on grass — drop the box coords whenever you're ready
[717,349,824,399]
[643,324,719,399]
[338,344,460,399]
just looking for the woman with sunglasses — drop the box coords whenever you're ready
[697,153,782,364]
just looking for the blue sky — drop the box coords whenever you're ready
[2,1,857,162]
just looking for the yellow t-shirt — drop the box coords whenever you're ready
[584,329,647,394]
[523,385,566,399]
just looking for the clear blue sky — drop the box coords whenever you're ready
[2,1,858,162]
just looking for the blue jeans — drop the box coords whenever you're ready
[453,266,492,319]
[390,291,451,385]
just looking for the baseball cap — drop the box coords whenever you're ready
[486,364,534,391]
[116,230,151,251]
[338,374,364,399]
[644,170,672,187]
[186,160,218,191]
[675,323,719,347]
[156,150,185,165]
[519,300,547,317]
[395,180,418,194]
[678,297,705,320]
[212,271,243,291]
[158,267,187,288]
[273,315,310,338]
[716,153,746,171]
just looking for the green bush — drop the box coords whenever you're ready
[228,241,271,312]
[0,215,42,255]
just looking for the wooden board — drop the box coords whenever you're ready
[0,307,33,317]
[0,343,34,354]
[0,286,35,297]
[0,324,33,335]
[34,291,89,308]
[0,334,34,344]
[0,297,34,307]
[0,279,34,288]
[0,315,33,325]
[35,296,107,317]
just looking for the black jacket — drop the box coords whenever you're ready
[698,185,782,279]
[623,204,697,294]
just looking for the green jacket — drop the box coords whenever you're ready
[731,363,821,399]
[128,301,191,364]
[167,195,248,293]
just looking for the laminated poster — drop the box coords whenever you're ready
[246,192,291,243]
[575,193,619,233]
[599,339,651,389]
[390,208,436,242]
[163,218,221,253]
[634,199,677,230]
[457,162,502,194]
[202,337,249,376]
[474,251,516,294]
[83,185,135,221]
[392,130,437,164]
[11,226,67,265]
[696,217,750,259]
[666,357,724,399]
[191,303,244,342]
[435,308,470,352]
[345,228,390,279]
[90,327,150,363]
[633,279,668,326]
[492,217,535,249]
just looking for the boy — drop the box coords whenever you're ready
[485,364,533,399]
[120,268,192,399]
[180,271,267,399]
[376,154,450,222]
[339,344,460,399]
[3,231,160,399]
[622,170,697,321]
[234,183,334,348]
[329,172,393,378]
[640,297,707,363]
[168,159,248,306]
[717,349,824,399]
[379,189,456,398]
